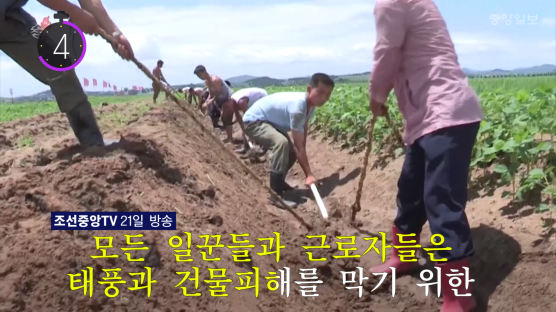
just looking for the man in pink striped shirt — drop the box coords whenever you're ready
[369,1,483,311]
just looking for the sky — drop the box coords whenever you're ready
[0,0,554,97]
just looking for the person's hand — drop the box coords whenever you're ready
[370,98,388,117]
[111,33,134,60]
[305,175,317,186]
[69,9,100,35]
[201,101,211,114]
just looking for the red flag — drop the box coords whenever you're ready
[83,78,89,87]
[40,16,50,30]
[93,79,97,87]
[103,81,107,88]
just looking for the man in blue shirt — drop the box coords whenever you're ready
[243,73,334,202]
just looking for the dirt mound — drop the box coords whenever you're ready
[0,100,554,312]
[0,104,377,312]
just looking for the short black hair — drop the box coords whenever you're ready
[194,65,206,75]
[224,80,231,87]
[157,59,164,65]
[310,73,334,88]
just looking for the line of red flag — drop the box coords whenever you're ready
[43,15,146,94]
[82,77,148,93]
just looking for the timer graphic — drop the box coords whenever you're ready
[37,11,86,71]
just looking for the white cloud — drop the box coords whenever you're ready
[452,32,513,54]
[1,0,554,97]
[352,42,373,52]
[542,17,556,27]
[2,0,375,96]
[451,32,555,69]
[225,45,342,64]
[0,59,17,71]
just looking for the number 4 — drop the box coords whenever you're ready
[54,33,69,59]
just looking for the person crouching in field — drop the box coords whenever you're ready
[222,87,268,152]
[243,74,334,206]
[184,87,204,107]
[369,1,484,311]
[0,0,134,147]
[194,65,234,138]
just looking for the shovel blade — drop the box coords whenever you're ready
[310,183,328,219]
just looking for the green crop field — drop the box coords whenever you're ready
[1,76,554,210]
[265,76,555,211]
[0,94,150,123]
[269,76,556,212]
[469,76,556,93]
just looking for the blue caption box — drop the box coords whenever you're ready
[51,212,176,230]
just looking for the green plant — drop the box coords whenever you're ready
[17,136,35,148]
[273,78,556,212]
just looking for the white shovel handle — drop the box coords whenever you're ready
[310,183,328,220]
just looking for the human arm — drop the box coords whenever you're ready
[369,0,406,116]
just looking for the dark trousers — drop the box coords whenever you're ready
[152,82,169,102]
[0,7,88,113]
[208,104,221,128]
[394,122,480,261]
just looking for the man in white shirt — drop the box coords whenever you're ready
[184,87,204,107]
[225,87,268,151]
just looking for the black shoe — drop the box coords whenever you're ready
[66,101,104,147]
[270,172,285,195]
[212,120,222,129]
[282,191,307,204]
[270,172,297,193]
[269,194,298,209]
[235,147,248,154]
[270,172,301,207]
[282,182,296,192]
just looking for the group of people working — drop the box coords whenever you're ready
[2,0,483,310]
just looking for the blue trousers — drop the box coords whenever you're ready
[394,122,480,261]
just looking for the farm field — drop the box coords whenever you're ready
[0,95,151,123]
[0,75,555,311]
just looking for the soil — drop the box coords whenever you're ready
[1,99,554,312]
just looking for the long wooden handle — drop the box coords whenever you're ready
[353,117,377,211]
[98,29,178,95]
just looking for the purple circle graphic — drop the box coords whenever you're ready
[38,21,87,72]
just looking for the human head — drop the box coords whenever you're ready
[194,65,209,80]
[236,97,250,112]
[157,59,164,67]
[306,73,334,107]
